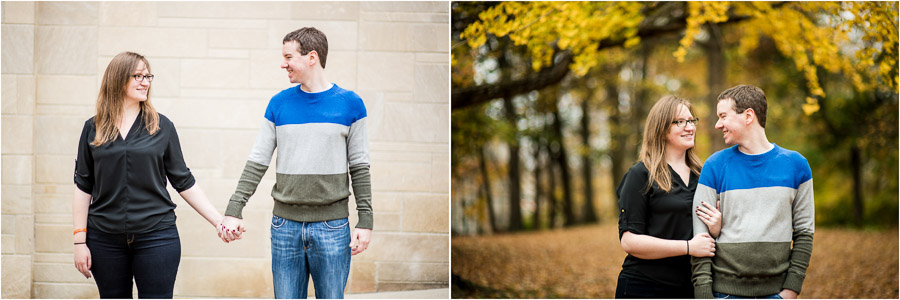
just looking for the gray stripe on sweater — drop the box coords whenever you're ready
[715,186,799,243]
[274,123,351,175]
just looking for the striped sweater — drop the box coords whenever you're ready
[691,144,814,298]
[225,84,373,229]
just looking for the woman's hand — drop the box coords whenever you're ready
[688,233,716,257]
[696,201,722,238]
[74,244,92,279]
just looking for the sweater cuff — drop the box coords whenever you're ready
[782,273,805,295]
[356,212,373,229]
[694,285,714,299]
[224,199,246,219]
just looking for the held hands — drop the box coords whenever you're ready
[688,233,716,257]
[696,201,722,238]
[350,228,371,256]
[217,216,246,243]
[779,289,799,299]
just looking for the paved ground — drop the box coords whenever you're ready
[346,288,449,299]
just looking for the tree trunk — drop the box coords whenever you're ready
[580,94,599,223]
[551,98,577,227]
[533,142,544,230]
[605,78,629,209]
[851,144,864,226]
[546,142,558,229]
[503,96,524,231]
[478,145,498,233]
[703,23,727,153]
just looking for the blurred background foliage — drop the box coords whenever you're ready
[450,1,899,235]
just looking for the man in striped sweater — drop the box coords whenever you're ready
[691,85,814,299]
[220,27,373,299]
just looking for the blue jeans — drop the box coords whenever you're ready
[713,292,783,299]
[271,216,351,299]
[86,225,181,299]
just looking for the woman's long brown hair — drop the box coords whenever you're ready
[91,52,159,146]
[638,95,702,193]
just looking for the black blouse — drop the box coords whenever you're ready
[616,161,697,288]
[74,110,195,234]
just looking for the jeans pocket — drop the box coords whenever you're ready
[322,218,349,230]
[271,216,286,229]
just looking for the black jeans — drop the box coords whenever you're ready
[86,225,181,299]
[615,271,693,298]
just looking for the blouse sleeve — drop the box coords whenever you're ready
[162,117,196,192]
[73,119,94,194]
[616,163,650,239]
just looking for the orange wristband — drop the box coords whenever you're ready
[73,228,87,235]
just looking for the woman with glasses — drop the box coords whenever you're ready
[615,95,722,298]
[72,51,233,298]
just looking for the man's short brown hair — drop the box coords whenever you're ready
[718,84,768,128]
[283,27,329,68]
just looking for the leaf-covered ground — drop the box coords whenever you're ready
[451,224,898,298]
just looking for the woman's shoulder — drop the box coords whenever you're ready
[626,161,649,175]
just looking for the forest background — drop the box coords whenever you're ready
[449,2,898,298]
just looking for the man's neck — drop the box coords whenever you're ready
[300,72,331,93]
[737,128,773,155]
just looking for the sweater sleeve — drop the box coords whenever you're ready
[347,116,372,229]
[225,119,275,219]
[691,166,719,299]
[784,172,815,293]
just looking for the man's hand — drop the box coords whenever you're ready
[350,228,371,256]
[779,289,799,299]
[219,216,246,243]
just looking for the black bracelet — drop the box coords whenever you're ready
[686,240,690,255]
[74,242,86,245]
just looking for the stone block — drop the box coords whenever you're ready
[370,192,403,212]
[209,29,268,49]
[349,261,376,293]
[32,283,98,299]
[378,102,448,143]
[360,12,448,23]
[377,282,448,292]
[402,194,448,233]
[17,75,36,115]
[35,213,71,225]
[1,155,32,185]
[1,234,14,254]
[36,2,98,25]
[1,255,32,298]
[158,98,263,129]
[2,75,16,114]
[1,24,35,74]
[174,257,273,298]
[34,223,69,253]
[359,22,409,52]
[36,75,97,105]
[146,58,180,98]
[33,262,95,283]
[2,1,35,24]
[33,115,83,155]
[269,20,357,51]
[34,189,71,214]
[374,211,401,231]
[377,261,448,282]
[357,52,414,92]
[361,2,448,13]
[99,27,207,58]
[325,51,358,90]
[413,63,448,103]
[249,49,287,89]
[1,215,13,235]
[34,155,72,184]
[1,115,33,154]
[363,233,447,262]
[208,49,250,58]
[157,2,290,19]
[16,215,34,254]
[371,161,431,193]
[291,2,359,21]
[416,53,449,63]
[34,252,72,264]
[157,18,267,29]
[99,2,158,26]
[0,184,32,214]
[431,153,449,193]
[410,24,449,52]
[180,58,250,88]
[35,26,97,75]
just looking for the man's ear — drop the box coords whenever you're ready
[744,108,755,125]
[308,50,318,67]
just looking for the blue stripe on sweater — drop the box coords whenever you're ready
[264,84,367,127]
[699,144,812,194]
